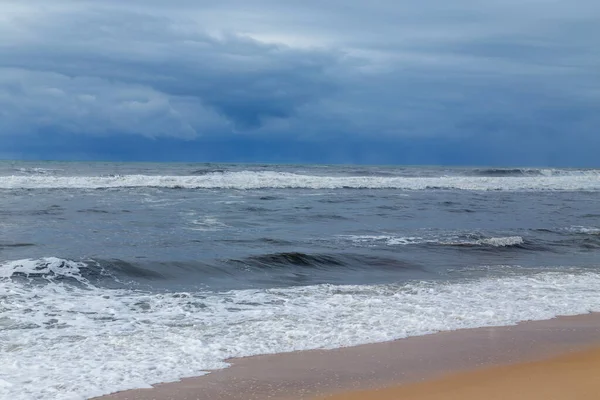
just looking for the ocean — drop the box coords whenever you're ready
[1,161,600,399]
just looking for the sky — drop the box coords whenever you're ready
[1,0,599,166]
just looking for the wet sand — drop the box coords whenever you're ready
[95,313,600,400]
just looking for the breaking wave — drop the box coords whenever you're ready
[566,226,600,235]
[471,168,600,177]
[443,236,527,248]
[2,256,600,400]
[1,171,600,191]
[339,235,532,249]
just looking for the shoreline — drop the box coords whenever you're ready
[95,312,600,400]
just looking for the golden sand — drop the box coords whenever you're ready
[95,314,600,400]
[317,346,600,400]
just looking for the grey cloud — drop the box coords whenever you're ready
[0,0,599,143]
[0,68,209,138]
[1,7,346,133]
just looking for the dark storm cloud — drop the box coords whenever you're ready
[0,6,346,134]
[1,0,599,164]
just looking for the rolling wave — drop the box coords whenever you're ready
[566,226,600,235]
[339,235,537,250]
[442,236,526,248]
[189,168,227,175]
[232,252,423,272]
[0,255,424,288]
[471,168,600,177]
[1,171,600,190]
[472,168,546,177]
[0,243,35,249]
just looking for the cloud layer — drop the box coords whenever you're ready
[1,0,599,164]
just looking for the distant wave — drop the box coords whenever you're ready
[189,168,227,175]
[340,235,534,250]
[533,226,600,235]
[566,226,600,235]
[472,168,545,177]
[440,236,530,249]
[13,167,63,175]
[533,226,600,239]
[0,242,35,249]
[338,235,425,246]
[1,171,600,190]
[557,227,600,250]
[471,168,600,177]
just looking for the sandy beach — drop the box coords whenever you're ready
[96,313,600,400]
[319,346,600,400]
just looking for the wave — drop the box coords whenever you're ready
[0,257,95,287]
[237,252,345,268]
[339,235,531,249]
[533,226,600,235]
[216,237,294,246]
[230,252,424,273]
[190,168,227,175]
[471,168,600,177]
[2,262,600,399]
[13,167,62,175]
[338,235,426,246]
[0,243,35,249]
[567,237,600,250]
[529,227,600,250]
[1,257,86,278]
[566,226,600,235]
[534,226,600,240]
[442,236,526,248]
[1,171,600,191]
[472,168,546,177]
[0,258,165,286]
[0,255,423,287]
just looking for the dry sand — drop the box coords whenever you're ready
[95,313,600,400]
[318,346,600,400]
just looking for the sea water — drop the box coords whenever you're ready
[1,161,600,399]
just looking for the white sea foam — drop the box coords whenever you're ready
[566,226,600,235]
[0,257,89,280]
[539,169,600,176]
[1,171,600,190]
[440,236,525,247]
[2,257,600,400]
[474,236,524,247]
[339,235,525,247]
[188,216,230,231]
[338,235,425,246]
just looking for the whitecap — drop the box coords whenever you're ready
[1,171,600,191]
